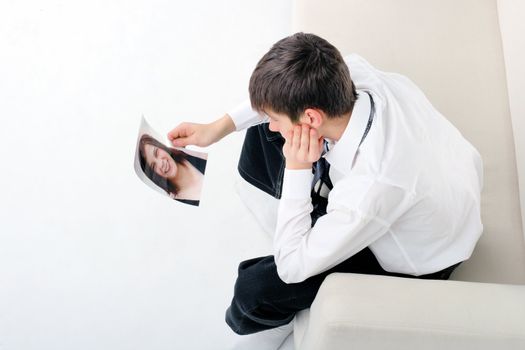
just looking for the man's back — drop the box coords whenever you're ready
[344,54,483,275]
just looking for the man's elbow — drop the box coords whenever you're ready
[275,257,307,284]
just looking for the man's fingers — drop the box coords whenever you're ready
[171,137,191,147]
[167,123,194,146]
[283,125,320,170]
[292,125,301,150]
[307,128,320,160]
[167,124,187,140]
[297,125,309,160]
[300,125,309,147]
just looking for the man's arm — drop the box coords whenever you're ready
[167,99,265,147]
[274,171,410,283]
[275,125,410,283]
[167,114,236,147]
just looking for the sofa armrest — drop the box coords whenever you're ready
[294,273,525,350]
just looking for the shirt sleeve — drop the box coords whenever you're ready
[273,171,412,284]
[227,99,269,131]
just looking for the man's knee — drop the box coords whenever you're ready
[225,303,252,335]
[225,256,288,335]
[233,256,279,310]
[225,278,273,335]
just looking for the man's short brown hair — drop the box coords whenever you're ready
[249,32,358,123]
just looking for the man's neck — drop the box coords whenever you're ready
[320,111,352,141]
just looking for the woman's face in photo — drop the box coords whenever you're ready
[143,143,178,179]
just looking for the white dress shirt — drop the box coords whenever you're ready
[228,54,483,284]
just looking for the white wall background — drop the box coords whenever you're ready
[498,0,525,234]
[0,1,290,349]
[1,1,524,349]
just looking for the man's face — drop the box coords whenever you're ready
[265,110,297,136]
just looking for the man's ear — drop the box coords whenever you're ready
[300,108,324,129]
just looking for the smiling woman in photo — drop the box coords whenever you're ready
[138,134,206,206]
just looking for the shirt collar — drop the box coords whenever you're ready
[324,90,372,175]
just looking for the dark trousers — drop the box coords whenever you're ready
[226,124,459,335]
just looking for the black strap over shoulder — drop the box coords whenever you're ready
[359,91,375,147]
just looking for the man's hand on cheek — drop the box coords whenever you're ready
[283,124,324,170]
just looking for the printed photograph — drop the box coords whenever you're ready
[134,117,207,206]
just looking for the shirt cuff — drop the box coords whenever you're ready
[281,169,313,200]
[227,99,267,131]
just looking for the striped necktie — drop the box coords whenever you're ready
[312,140,333,198]
[310,140,332,225]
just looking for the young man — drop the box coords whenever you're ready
[168,33,483,349]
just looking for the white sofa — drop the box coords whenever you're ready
[287,0,525,349]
